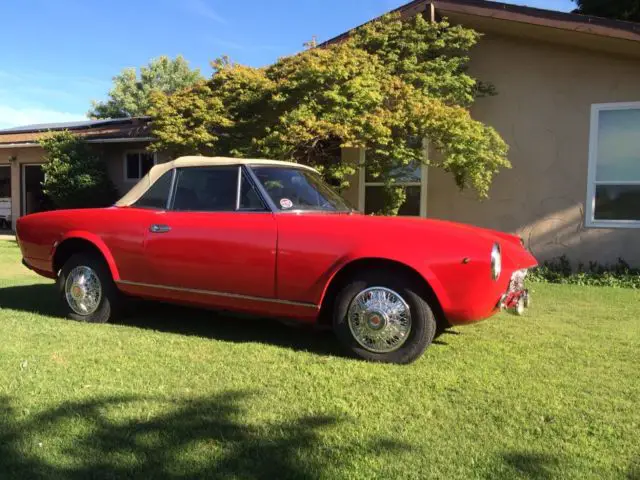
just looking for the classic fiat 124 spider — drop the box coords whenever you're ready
[16,157,537,364]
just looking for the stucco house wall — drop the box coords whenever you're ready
[0,141,170,230]
[102,142,171,196]
[341,29,640,266]
[429,33,640,265]
[0,147,49,231]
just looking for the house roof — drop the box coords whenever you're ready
[324,0,640,53]
[0,117,153,147]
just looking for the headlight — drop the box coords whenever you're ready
[491,243,502,281]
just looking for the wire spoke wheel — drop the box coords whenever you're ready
[347,287,412,353]
[64,265,102,316]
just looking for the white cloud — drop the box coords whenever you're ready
[0,105,86,130]
[184,0,226,24]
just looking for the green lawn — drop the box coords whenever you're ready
[0,240,638,479]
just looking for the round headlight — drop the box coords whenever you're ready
[491,243,502,281]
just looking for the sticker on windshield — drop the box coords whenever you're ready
[280,198,293,209]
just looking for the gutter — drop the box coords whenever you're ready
[0,143,39,149]
[0,137,155,149]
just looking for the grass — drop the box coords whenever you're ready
[0,240,638,479]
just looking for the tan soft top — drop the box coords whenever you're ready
[115,156,319,207]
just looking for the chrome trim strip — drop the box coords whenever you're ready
[235,166,242,210]
[115,280,318,309]
[166,168,177,210]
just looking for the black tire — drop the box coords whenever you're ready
[57,252,120,323]
[333,270,437,364]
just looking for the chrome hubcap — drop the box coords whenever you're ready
[347,287,412,353]
[64,266,102,316]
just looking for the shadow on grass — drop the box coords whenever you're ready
[500,452,561,479]
[629,458,640,480]
[0,391,411,479]
[0,283,452,359]
[0,283,343,358]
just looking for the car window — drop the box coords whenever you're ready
[133,170,173,209]
[251,166,351,212]
[239,173,266,211]
[172,167,239,212]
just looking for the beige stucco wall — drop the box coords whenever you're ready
[101,142,170,197]
[0,142,167,230]
[340,148,362,208]
[0,147,48,231]
[424,34,640,266]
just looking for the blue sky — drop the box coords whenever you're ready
[0,0,574,129]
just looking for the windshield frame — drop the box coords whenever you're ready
[246,164,354,214]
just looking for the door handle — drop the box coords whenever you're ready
[150,224,171,233]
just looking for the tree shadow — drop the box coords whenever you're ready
[629,457,640,480]
[0,391,411,479]
[0,283,343,358]
[500,452,561,479]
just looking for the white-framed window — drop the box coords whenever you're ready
[358,141,429,217]
[124,151,156,182]
[586,102,640,228]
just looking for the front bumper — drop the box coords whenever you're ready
[498,269,531,315]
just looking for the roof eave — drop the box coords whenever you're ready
[321,0,640,47]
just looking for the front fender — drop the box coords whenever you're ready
[317,249,453,315]
[53,231,120,280]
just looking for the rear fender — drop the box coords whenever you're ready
[53,231,120,280]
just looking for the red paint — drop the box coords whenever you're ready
[141,210,277,298]
[16,206,537,326]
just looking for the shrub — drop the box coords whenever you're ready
[39,131,117,210]
[529,255,640,289]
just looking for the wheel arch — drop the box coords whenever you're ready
[52,233,120,280]
[317,257,448,330]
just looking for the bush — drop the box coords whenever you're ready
[529,255,640,289]
[39,131,117,210]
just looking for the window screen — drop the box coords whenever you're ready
[592,108,640,221]
[126,152,156,180]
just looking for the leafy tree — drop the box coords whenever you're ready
[39,131,118,209]
[149,14,510,214]
[90,56,204,119]
[573,0,640,22]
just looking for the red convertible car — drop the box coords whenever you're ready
[17,157,537,364]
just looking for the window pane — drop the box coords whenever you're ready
[173,167,238,212]
[140,153,155,177]
[594,184,640,221]
[133,171,173,209]
[596,108,640,182]
[365,185,421,216]
[126,153,140,179]
[0,167,10,197]
[365,161,422,183]
[252,166,351,212]
[239,174,265,210]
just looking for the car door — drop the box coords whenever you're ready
[107,168,175,284]
[142,165,277,300]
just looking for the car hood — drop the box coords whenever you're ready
[341,213,522,245]
[302,212,537,270]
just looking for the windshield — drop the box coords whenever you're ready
[250,166,352,212]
